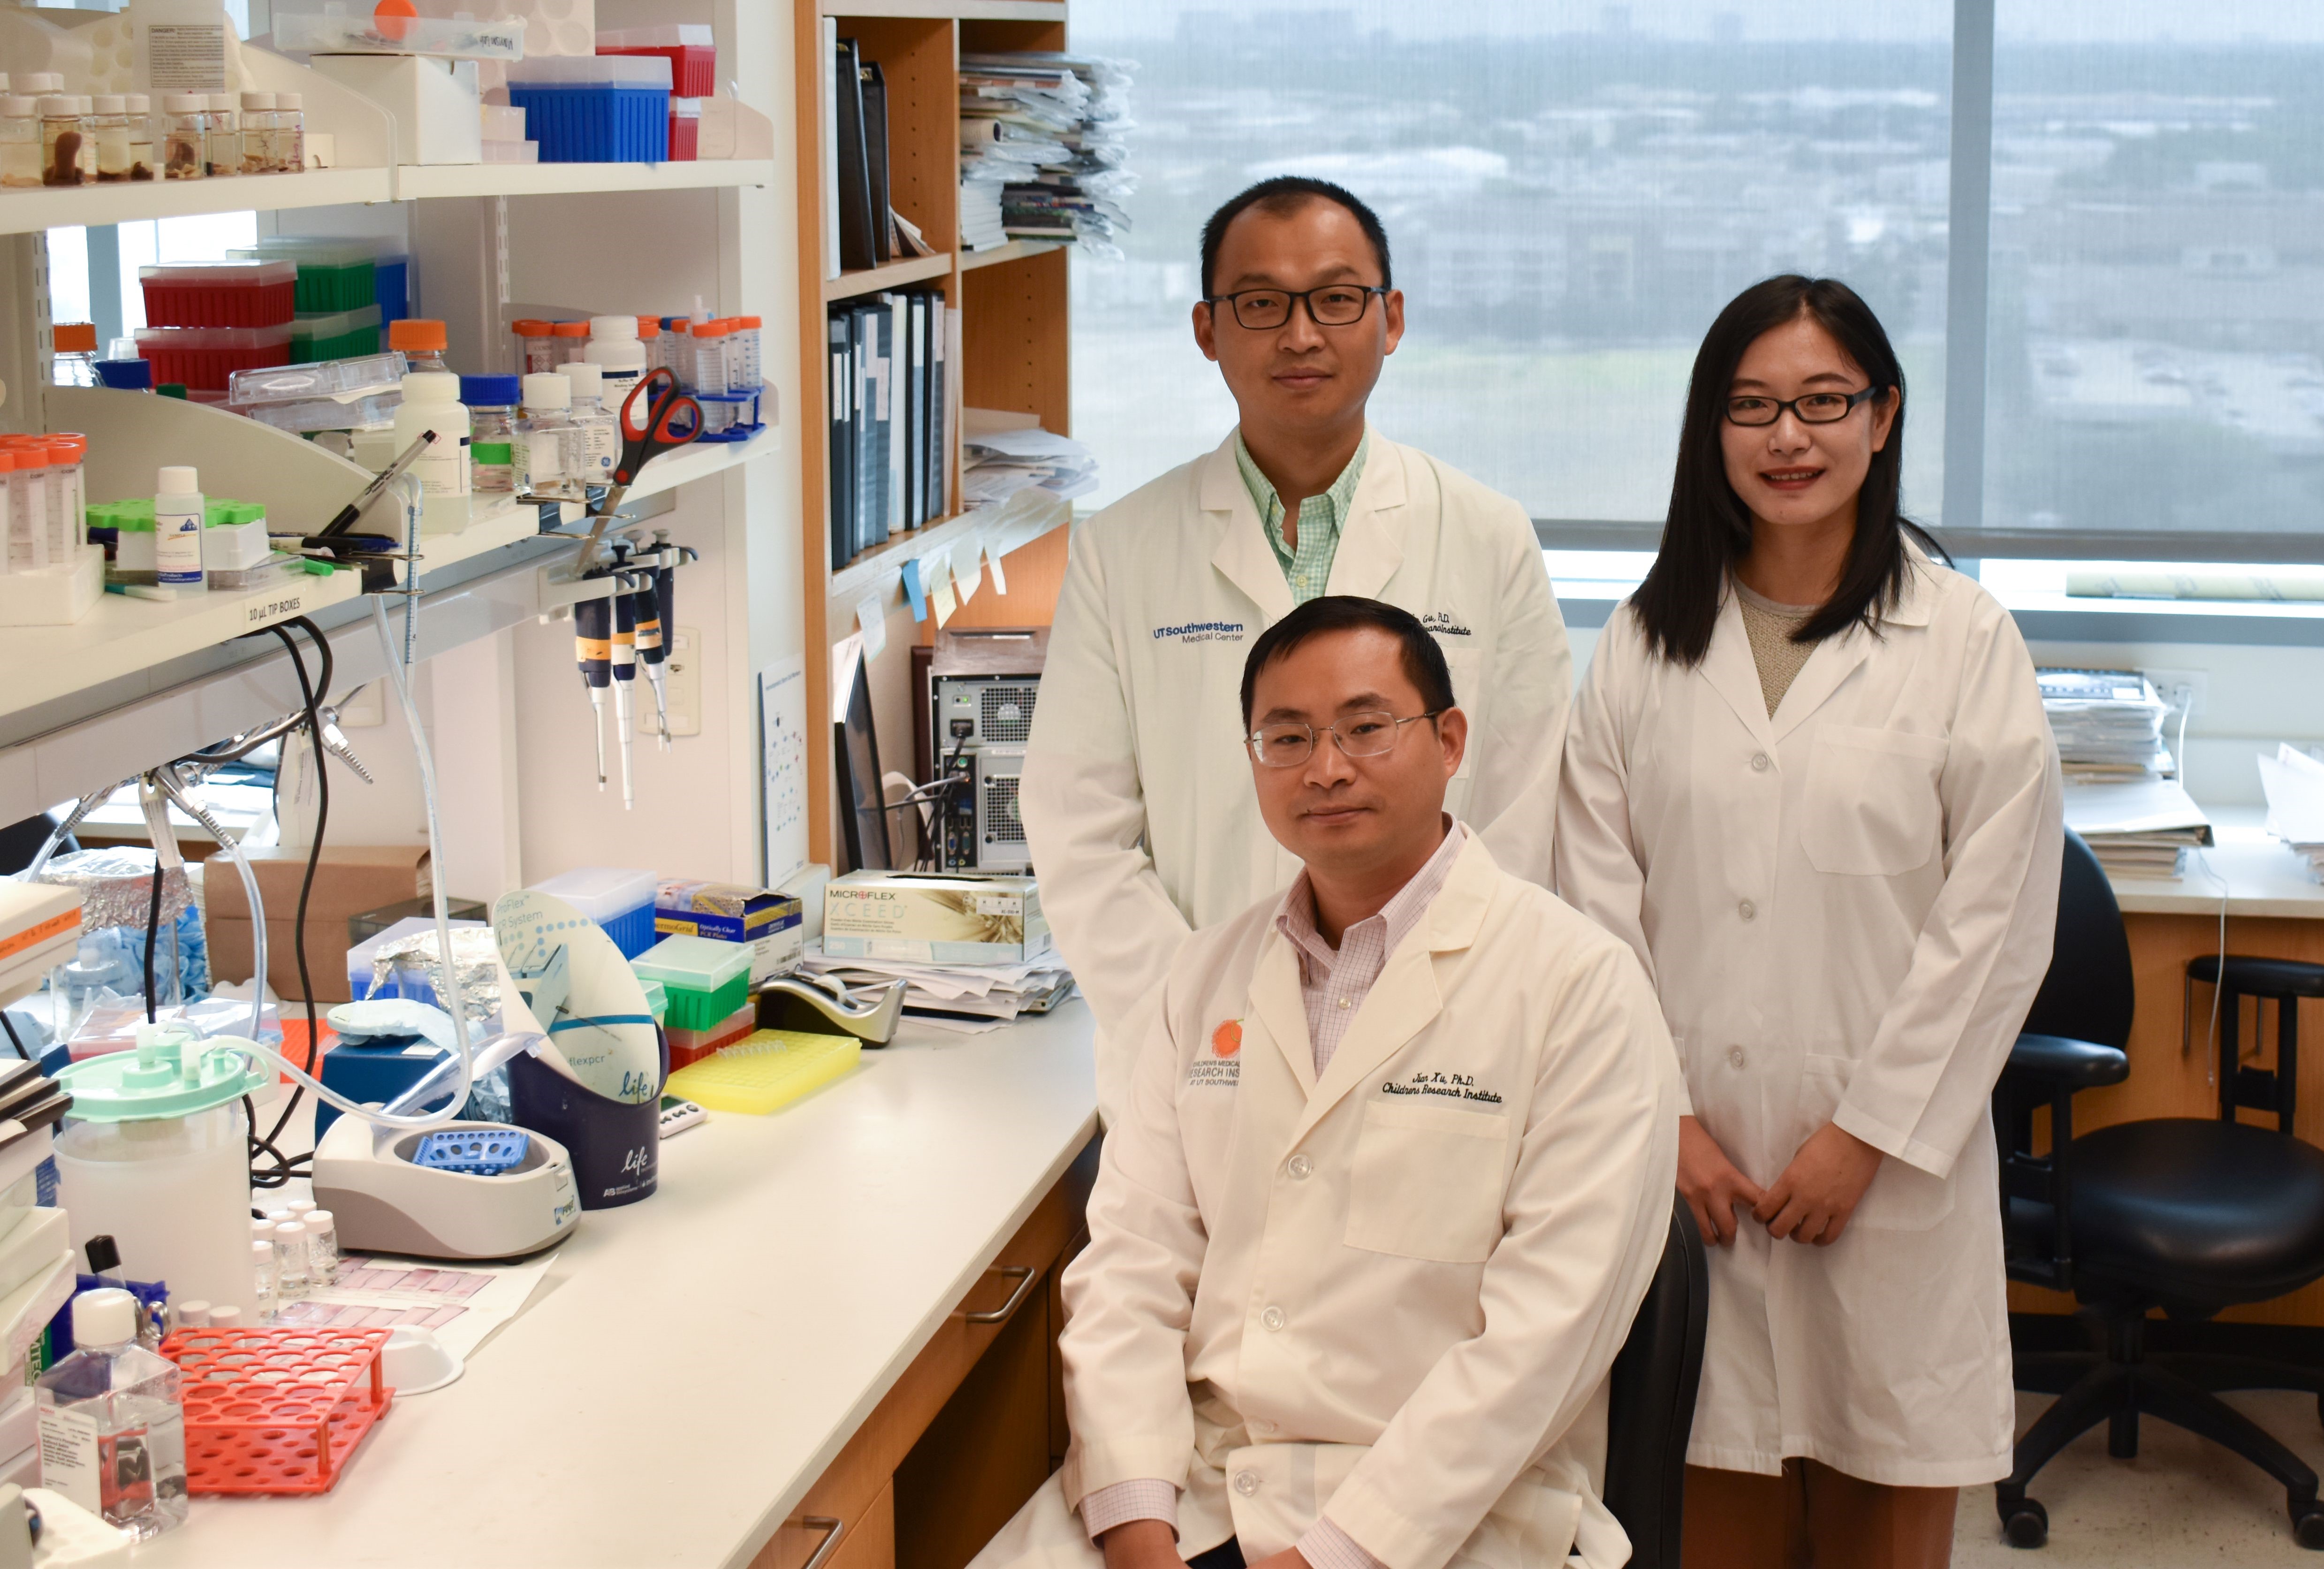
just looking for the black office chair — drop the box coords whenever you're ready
[1994,828,2324,1548]
[1603,1197,1709,1569]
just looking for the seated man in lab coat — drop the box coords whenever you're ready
[1022,176,1574,1126]
[974,597,1679,1569]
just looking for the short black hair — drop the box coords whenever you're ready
[1200,176,1392,300]
[1240,596,1453,731]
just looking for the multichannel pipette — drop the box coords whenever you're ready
[573,595,611,790]
[611,591,638,810]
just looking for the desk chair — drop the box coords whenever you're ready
[1994,829,2324,1548]
[1603,1198,1709,1569]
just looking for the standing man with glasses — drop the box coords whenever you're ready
[1024,175,1573,1122]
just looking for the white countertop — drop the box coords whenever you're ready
[2106,814,2324,919]
[137,1003,1099,1569]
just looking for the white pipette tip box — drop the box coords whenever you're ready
[0,882,81,1012]
[0,545,103,628]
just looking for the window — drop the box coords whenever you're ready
[1068,1,2324,563]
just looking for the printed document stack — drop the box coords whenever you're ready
[2062,777,2214,879]
[2257,743,2324,882]
[801,945,1074,1033]
[962,410,1097,510]
[959,52,1136,255]
[2038,669,2173,782]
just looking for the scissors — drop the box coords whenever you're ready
[611,366,702,489]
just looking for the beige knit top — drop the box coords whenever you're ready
[1733,581,1822,716]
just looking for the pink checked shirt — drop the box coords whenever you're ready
[1079,822,1469,1569]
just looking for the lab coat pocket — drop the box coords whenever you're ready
[1800,725,1947,876]
[1800,1054,1954,1232]
[1345,1099,1509,1263]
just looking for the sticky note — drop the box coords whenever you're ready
[932,577,957,626]
[953,546,978,602]
[985,542,1008,595]
[899,559,929,623]
[855,595,886,660]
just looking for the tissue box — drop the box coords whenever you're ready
[653,879,802,981]
[822,872,1051,964]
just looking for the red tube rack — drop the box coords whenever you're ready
[159,1325,394,1495]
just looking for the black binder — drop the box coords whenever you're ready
[827,309,854,568]
[861,60,893,265]
[833,38,877,273]
[927,289,949,519]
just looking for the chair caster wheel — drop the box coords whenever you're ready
[2293,1504,2324,1549]
[2002,1498,2049,1549]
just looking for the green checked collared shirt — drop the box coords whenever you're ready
[1234,429,1370,605]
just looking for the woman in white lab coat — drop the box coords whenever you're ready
[1555,275,2063,1568]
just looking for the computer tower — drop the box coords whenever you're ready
[966,746,1030,873]
[927,628,1047,871]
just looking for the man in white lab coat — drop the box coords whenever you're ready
[1022,176,1573,1123]
[973,598,1677,1569]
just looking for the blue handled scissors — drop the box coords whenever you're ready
[612,366,701,488]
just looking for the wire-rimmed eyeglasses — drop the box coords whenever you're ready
[1245,709,1442,768]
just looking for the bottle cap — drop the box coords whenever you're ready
[460,373,521,406]
[285,1199,315,1218]
[252,1239,273,1262]
[209,1304,242,1326]
[91,94,125,114]
[273,1222,304,1242]
[164,93,205,114]
[239,91,273,111]
[389,317,448,352]
[0,452,16,476]
[304,1211,334,1233]
[53,322,97,353]
[74,97,94,114]
[84,1235,121,1275]
[550,321,590,339]
[561,361,604,398]
[509,319,551,336]
[22,74,62,95]
[251,1218,275,1240]
[53,1022,273,1122]
[0,99,32,118]
[176,1300,211,1327]
[125,93,149,113]
[522,373,571,411]
[275,92,302,112]
[158,465,197,493]
[588,314,638,340]
[636,316,660,337]
[159,383,187,399]
[94,358,153,390]
[400,371,461,404]
[739,315,761,329]
[36,96,74,117]
[72,1287,137,1348]
[693,321,730,338]
[207,92,234,112]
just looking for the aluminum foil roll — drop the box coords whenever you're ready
[34,848,196,930]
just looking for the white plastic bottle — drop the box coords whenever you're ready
[35,1287,190,1539]
[562,361,619,482]
[585,314,646,406]
[153,465,202,587]
[516,372,580,500]
[391,371,472,533]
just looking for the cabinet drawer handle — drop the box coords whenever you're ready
[961,1263,1040,1325]
[799,1516,845,1569]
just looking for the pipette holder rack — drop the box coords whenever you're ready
[534,529,697,617]
[160,1325,394,1495]
[507,1047,664,1209]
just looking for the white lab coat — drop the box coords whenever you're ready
[970,833,1678,1569]
[1553,548,2062,1487]
[1022,429,1572,1124]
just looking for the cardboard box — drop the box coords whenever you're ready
[822,871,1051,965]
[205,845,431,1002]
[653,879,803,981]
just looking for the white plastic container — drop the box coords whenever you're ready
[392,371,472,533]
[527,866,659,958]
[34,1287,188,1539]
[585,314,646,405]
[562,361,619,481]
[515,371,581,500]
[152,465,203,587]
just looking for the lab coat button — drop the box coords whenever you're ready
[1286,1155,1314,1180]
[1250,1418,1276,1435]
[1738,899,1756,922]
[1728,1045,1747,1069]
[1261,1305,1286,1332]
[1751,752,1771,772]
[1234,1471,1261,1496]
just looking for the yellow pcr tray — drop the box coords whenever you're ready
[664,1029,862,1115]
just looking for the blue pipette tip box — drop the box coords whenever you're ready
[412,1128,532,1177]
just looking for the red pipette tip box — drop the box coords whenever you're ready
[160,1325,395,1495]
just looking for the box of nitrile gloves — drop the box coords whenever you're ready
[821,871,1051,964]
[653,879,802,981]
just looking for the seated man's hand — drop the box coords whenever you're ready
[1101,1520,1184,1569]
[1753,1121,1884,1246]
[1677,1115,1763,1247]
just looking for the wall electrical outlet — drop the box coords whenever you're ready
[2145,667,2208,721]
[641,625,702,738]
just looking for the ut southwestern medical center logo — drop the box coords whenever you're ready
[1152,619,1246,645]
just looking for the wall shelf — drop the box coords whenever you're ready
[820,0,1065,18]
[0,169,393,239]
[393,159,778,201]
[822,251,956,302]
[826,491,1069,630]
[959,239,1064,272]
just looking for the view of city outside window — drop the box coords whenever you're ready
[1985,5,2324,548]
[1068,3,1952,523]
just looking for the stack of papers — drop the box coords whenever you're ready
[801,944,1075,1034]
[2257,743,2324,881]
[2038,669,2173,782]
[959,52,1137,256]
[2063,778,2215,879]
[962,408,1097,508]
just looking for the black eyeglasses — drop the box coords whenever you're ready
[1203,285,1388,331]
[1724,386,1885,427]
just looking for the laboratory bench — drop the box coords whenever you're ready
[136,1002,1101,1569]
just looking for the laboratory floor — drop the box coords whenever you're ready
[1952,1390,2324,1565]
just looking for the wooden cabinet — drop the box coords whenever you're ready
[753,1135,1099,1569]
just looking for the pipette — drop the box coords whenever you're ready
[633,575,670,749]
[317,430,440,538]
[610,590,638,810]
[573,595,611,790]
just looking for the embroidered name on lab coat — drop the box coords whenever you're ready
[1419,610,1473,637]
[1151,620,1246,644]
[1382,1069,1503,1104]
[1187,1019,1243,1088]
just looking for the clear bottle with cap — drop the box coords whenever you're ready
[2,441,44,572]
[689,320,731,398]
[562,361,619,481]
[203,91,235,177]
[585,315,646,406]
[461,373,521,493]
[52,323,99,388]
[389,317,449,374]
[153,465,202,587]
[207,1304,241,1328]
[636,316,663,380]
[251,1239,277,1319]
[125,92,153,180]
[733,314,763,390]
[34,1287,189,1539]
[273,91,304,172]
[515,372,581,500]
[392,372,472,533]
[90,95,132,182]
[271,1220,308,1300]
[510,320,556,377]
[303,1211,338,1287]
[47,433,86,561]
[39,95,88,187]
[237,91,272,174]
[174,1301,210,1330]
[0,96,38,188]
[161,93,205,180]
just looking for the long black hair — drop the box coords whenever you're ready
[1631,274,1944,665]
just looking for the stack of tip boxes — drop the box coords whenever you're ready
[651,880,804,1067]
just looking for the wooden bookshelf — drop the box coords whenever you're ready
[793,1,1076,862]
